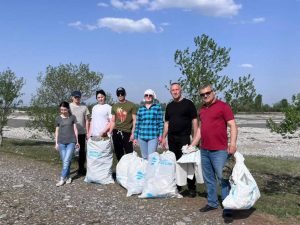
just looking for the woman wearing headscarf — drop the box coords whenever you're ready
[133,89,164,159]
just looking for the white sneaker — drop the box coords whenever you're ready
[56,178,65,187]
[65,177,72,184]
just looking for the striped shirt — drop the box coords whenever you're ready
[134,103,164,140]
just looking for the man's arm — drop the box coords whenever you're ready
[227,119,238,154]
[130,114,136,141]
[191,118,198,138]
[108,115,116,135]
[190,127,201,147]
[85,115,90,138]
[161,121,169,149]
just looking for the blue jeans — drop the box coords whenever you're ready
[59,143,75,179]
[201,149,231,208]
[138,138,158,159]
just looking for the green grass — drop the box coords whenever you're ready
[244,156,300,218]
[1,138,299,221]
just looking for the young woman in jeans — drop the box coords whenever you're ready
[55,101,79,186]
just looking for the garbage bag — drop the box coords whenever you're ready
[176,149,204,185]
[84,138,114,184]
[126,152,148,197]
[116,152,137,189]
[139,151,181,198]
[222,152,260,209]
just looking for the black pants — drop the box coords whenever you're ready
[112,129,133,161]
[77,134,86,172]
[168,134,196,191]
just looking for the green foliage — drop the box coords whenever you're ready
[267,94,300,137]
[173,34,257,110]
[254,94,263,112]
[28,63,103,137]
[224,74,257,113]
[0,69,25,145]
[174,34,232,106]
[272,98,290,112]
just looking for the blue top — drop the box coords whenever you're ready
[134,103,164,140]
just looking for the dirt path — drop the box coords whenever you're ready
[0,152,295,225]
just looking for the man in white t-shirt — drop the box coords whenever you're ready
[70,90,90,176]
[88,90,112,140]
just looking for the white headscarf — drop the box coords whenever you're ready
[143,89,157,102]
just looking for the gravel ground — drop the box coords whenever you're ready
[1,113,299,225]
[0,153,289,225]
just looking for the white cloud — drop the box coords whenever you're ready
[110,0,241,17]
[252,17,266,24]
[232,17,266,25]
[69,17,158,33]
[111,0,149,10]
[68,21,84,30]
[240,64,253,68]
[97,17,156,33]
[68,21,97,30]
[97,2,109,7]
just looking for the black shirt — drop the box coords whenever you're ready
[165,98,197,136]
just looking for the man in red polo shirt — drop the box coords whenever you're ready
[191,84,238,223]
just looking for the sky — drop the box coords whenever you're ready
[1,0,300,106]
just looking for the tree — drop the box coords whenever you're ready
[0,69,25,145]
[254,94,263,112]
[174,34,232,106]
[267,93,300,137]
[28,63,103,136]
[272,98,289,112]
[174,34,257,110]
[224,74,257,113]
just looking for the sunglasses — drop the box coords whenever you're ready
[144,94,153,98]
[200,90,213,98]
[117,93,125,97]
[74,96,81,99]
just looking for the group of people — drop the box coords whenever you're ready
[54,83,238,223]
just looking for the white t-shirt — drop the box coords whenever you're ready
[91,103,112,136]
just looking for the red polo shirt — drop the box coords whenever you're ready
[199,99,234,150]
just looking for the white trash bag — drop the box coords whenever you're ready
[116,152,137,189]
[222,151,260,209]
[176,145,204,186]
[139,151,181,198]
[126,152,148,197]
[84,138,114,184]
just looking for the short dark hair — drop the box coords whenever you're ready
[96,89,106,99]
[170,82,181,87]
[59,101,70,109]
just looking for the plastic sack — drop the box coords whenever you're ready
[176,149,204,185]
[116,152,137,189]
[139,151,181,198]
[84,138,114,184]
[126,152,148,197]
[222,152,260,209]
